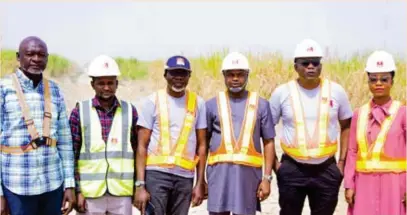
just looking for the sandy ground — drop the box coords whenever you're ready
[57,74,348,215]
[70,142,348,215]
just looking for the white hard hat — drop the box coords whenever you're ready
[87,55,121,77]
[221,51,250,72]
[294,39,323,58]
[365,50,396,73]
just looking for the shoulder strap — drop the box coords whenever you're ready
[42,78,52,140]
[11,73,52,143]
[11,73,40,141]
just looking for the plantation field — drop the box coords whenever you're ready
[3,49,402,109]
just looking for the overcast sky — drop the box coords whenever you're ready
[1,1,406,66]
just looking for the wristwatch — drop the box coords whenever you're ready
[263,174,273,182]
[135,180,146,187]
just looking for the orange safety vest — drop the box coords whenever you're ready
[281,79,337,160]
[146,89,199,171]
[356,100,406,173]
[207,91,263,168]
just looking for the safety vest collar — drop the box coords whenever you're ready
[356,100,405,173]
[283,78,336,160]
[218,91,259,152]
[79,99,132,155]
[208,91,262,168]
[146,89,199,171]
[77,99,134,198]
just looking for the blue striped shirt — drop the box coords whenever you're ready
[0,69,75,196]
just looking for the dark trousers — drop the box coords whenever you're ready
[3,184,64,215]
[209,212,244,215]
[145,170,194,215]
[209,213,245,215]
[277,154,343,215]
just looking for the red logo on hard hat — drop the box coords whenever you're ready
[376,61,383,67]
[307,47,314,52]
[104,62,109,68]
[232,60,239,64]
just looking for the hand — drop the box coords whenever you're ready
[134,187,151,215]
[257,179,271,201]
[61,188,76,215]
[191,183,205,207]
[345,189,355,206]
[337,161,345,176]
[1,196,10,215]
[76,193,87,213]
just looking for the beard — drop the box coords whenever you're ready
[228,79,248,93]
[171,85,185,92]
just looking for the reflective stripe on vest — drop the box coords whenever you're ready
[146,90,199,171]
[78,99,134,198]
[207,91,263,168]
[356,100,406,173]
[281,79,337,160]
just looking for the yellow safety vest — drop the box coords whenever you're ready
[356,100,406,173]
[207,91,263,168]
[281,79,337,160]
[78,99,134,198]
[146,89,199,171]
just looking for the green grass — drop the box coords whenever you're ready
[146,51,406,109]
[1,49,405,109]
[0,49,73,77]
[0,50,149,80]
[115,57,149,80]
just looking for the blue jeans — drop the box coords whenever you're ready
[2,184,64,215]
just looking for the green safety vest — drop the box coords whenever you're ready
[78,99,134,198]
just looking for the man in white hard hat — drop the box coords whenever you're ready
[0,36,75,215]
[205,52,276,215]
[344,50,406,215]
[69,55,138,215]
[269,39,353,215]
[134,55,207,215]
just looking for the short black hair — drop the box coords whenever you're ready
[390,71,395,79]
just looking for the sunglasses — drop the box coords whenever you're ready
[298,60,321,67]
[368,76,392,84]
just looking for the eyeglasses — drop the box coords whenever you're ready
[368,76,392,83]
[299,60,321,67]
